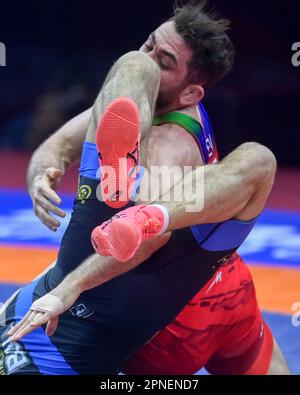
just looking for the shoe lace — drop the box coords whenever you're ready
[141,218,161,237]
[126,142,140,175]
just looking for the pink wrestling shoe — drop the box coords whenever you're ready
[91,204,169,262]
[96,97,141,209]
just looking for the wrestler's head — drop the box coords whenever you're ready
[140,1,234,112]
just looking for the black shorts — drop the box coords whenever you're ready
[0,177,256,375]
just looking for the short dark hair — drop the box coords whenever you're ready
[172,1,235,88]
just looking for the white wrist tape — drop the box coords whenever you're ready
[31,294,65,318]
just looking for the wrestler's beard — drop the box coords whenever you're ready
[155,85,183,113]
[155,93,173,111]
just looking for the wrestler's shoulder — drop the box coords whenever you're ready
[152,104,199,137]
[148,123,202,167]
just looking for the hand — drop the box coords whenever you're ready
[30,167,66,231]
[8,282,80,341]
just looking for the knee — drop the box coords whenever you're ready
[116,51,161,85]
[238,142,277,185]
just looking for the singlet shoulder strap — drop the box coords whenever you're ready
[153,111,203,138]
[153,111,205,162]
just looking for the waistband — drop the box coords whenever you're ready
[76,176,101,201]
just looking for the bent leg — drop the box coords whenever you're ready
[160,142,277,230]
[86,51,161,142]
[91,142,277,260]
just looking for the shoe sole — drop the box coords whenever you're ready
[96,97,140,209]
[91,220,141,262]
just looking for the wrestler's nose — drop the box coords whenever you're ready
[146,51,158,65]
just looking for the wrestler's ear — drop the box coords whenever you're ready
[179,84,204,107]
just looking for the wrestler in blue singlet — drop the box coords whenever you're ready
[0,103,257,375]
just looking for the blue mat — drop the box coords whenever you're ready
[1,189,300,269]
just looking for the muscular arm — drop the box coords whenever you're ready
[9,234,171,340]
[58,235,171,301]
[27,108,92,230]
[28,108,91,187]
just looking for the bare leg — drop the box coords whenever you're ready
[90,142,277,261]
[268,338,291,375]
[85,51,160,142]
[160,142,277,230]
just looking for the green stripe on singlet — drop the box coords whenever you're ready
[153,111,204,142]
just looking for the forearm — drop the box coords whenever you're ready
[64,255,137,295]
[27,139,66,192]
[7,236,169,341]
[55,234,170,297]
[27,108,92,193]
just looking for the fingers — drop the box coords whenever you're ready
[41,186,62,207]
[7,310,33,337]
[46,317,59,337]
[9,311,52,342]
[45,167,62,182]
[38,194,66,218]
[8,292,65,341]
[35,205,60,231]
[32,180,66,231]
[30,167,65,230]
